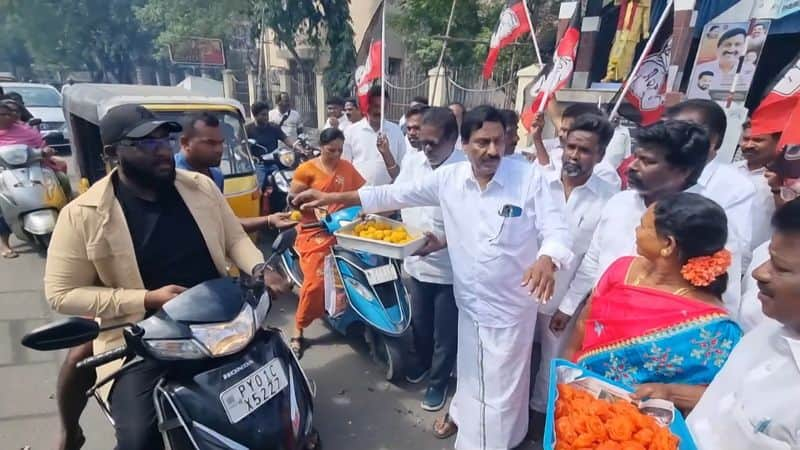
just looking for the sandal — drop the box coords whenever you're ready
[1,249,18,259]
[290,337,305,359]
[432,413,458,439]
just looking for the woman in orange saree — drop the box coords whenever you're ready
[564,193,742,411]
[289,128,365,356]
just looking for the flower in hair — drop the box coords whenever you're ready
[680,249,732,287]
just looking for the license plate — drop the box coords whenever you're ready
[364,264,397,285]
[220,358,288,424]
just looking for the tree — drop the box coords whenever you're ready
[392,0,560,75]
[4,0,155,82]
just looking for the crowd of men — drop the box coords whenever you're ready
[293,86,798,450]
[2,83,793,450]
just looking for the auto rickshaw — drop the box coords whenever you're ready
[61,84,260,219]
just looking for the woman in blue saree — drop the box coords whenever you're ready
[564,193,743,410]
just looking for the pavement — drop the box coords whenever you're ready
[0,155,543,450]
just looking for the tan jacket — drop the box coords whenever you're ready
[44,168,263,400]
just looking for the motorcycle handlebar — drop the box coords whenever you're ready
[301,222,322,230]
[76,346,128,369]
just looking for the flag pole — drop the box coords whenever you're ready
[609,0,674,121]
[522,0,544,66]
[380,0,386,133]
[431,0,458,106]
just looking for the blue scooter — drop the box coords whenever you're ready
[275,206,411,381]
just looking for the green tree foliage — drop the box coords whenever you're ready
[391,0,560,75]
[4,0,155,82]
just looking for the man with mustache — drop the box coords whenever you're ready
[294,105,572,449]
[736,120,781,249]
[44,105,286,450]
[689,28,748,98]
[530,104,623,188]
[403,104,428,153]
[665,99,758,311]
[686,198,800,450]
[529,113,619,435]
[395,107,464,412]
[556,120,714,323]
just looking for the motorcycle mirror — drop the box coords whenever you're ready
[272,227,297,254]
[28,118,42,127]
[21,317,100,351]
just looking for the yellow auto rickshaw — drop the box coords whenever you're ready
[61,84,260,219]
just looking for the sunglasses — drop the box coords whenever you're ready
[119,137,172,151]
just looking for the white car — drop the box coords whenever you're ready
[1,82,69,151]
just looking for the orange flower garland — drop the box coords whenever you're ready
[553,384,679,450]
[680,249,732,287]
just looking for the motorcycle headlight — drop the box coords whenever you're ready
[343,277,377,303]
[277,149,296,168]
[190,304,255,357]
[0,145,29,165]
[146,339,208,360]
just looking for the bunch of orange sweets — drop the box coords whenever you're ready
[553,383,679,450]
[349,220,413,244]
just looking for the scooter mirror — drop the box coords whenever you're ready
[272,228,297,254]
[27,118,42,127]
[21,317,100,351]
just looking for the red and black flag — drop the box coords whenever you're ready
[483,0,531,80]
[521,2,581,130]
[750,52,800,144]
[356,40,383,114]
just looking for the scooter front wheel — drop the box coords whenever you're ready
[383,336,406,382]
[33,233,51,249]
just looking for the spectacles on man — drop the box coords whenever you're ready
[118,137,172,152]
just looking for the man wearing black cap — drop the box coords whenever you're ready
[44,104,288,450]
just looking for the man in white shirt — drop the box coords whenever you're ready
[529,114,619,432]
[321,96,350,131]
[687,198,800,450]
[499,109,525,161]
[343,97,363,128]
[268,92,304,139]
[735,120,780,251]
[397,107,464,412]
[398,95,428,134]
[294,106,573,450]
[665,100,757,274]
[530,103,622,189]
[403,104,428,155]
[342,85,406,186]
[555,120,742,319]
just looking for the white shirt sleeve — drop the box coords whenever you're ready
[392,128,407,170]
[558,216,604,316]
[358,170,442,213]
[342,129,355,162]
[533,171,573,269]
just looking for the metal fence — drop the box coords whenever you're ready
[446,65,518,110]
[385,65,429,122]
[288,64,318,129]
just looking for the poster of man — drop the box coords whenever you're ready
[687,21,771,100]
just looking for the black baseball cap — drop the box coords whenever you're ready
[100,104,182,146]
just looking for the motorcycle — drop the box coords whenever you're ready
[252,135,317,216]
[278,206,411,382]
[0,143,68,248]
[21,234,320,450]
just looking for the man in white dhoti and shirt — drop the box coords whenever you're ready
[293,106,573,450]
[527,114,619,433]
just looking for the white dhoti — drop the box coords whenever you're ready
[450,311,537,450]
[529,311,574,413]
